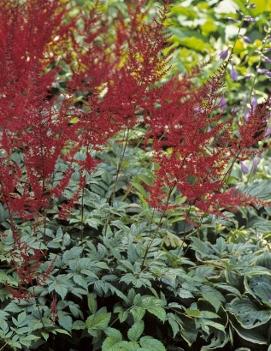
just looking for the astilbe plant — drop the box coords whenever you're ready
[0,0,78,297]
[0,0,120,296]
[0,0,75,217]
[0,0,270,299]
[145,63,270,215]
[0,0,168,297]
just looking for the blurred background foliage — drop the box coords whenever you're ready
[166,0,271,111]
[61,0,271,107]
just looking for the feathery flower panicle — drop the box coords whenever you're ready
[0,0,78,219]
[147,66,228,209]
[70,1,169,147]
[239,98,271,148]
[0,0,79,297]
[147,63,270,215]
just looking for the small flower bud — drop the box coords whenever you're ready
[240,161,249,174]
[263,55,271,64]
[230,67,238,81]
[251,156,261,173]
[243,36,251,43]
[251,96,257,110]
[257,68,271,78]
[264,127,271,137]
[219,49,229,60]
[243,16,256,23]
[219,96,227,110]
[244,74,252,80]
[244,111,250,122]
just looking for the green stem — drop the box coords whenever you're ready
[103,129,130,235]
[110,128,130,205]
[221,149,241,184]
[80,145,90,242]
[228,20,243,60]
[140,183,176,271]
[80,174,86,242]
[0,342,8,351]
[36,301,46,329]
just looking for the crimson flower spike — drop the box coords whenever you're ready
[146,63,270,215]
[0,0,78,219]
[0,0,78,296]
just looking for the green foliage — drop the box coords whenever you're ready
[1,1,271,350]
[166,0,271,108]
[0,137,271,350]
